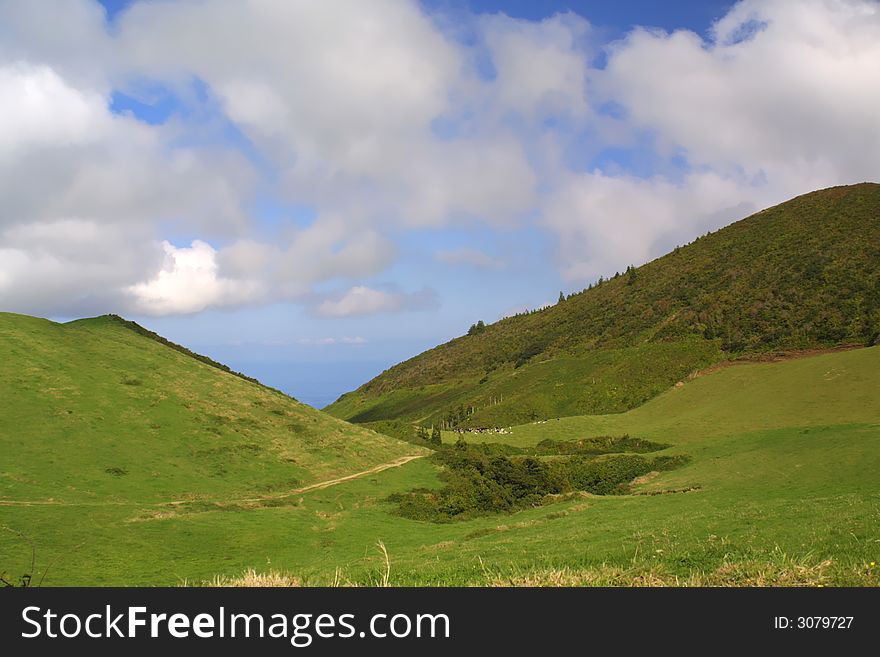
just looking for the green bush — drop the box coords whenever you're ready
[388,440,689,522]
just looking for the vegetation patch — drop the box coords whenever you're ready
[387,439,688,522]
[531,435,668,455]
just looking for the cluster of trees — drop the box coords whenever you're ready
[436,403,477,430]
[415,425,442,446]
[513,337,550,369]
[388,439,689,521]
[467,320,486,336]
[533,435,667,455]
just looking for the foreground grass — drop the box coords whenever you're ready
[202,551,879,587]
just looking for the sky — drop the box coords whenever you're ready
[2,0,879,408]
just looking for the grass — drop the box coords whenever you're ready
[326,183,880,427]
[458,345,880,449]
[0,312,424,504]
[330,338,723,427]
[205,551,866,587]
[2,319,878,586]
[477,553,849,587]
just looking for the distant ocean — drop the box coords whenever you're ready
[216,359,392,409]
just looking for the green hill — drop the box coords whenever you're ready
[325,183,880,428]
[0,312,423,509]
[3,337,875,586]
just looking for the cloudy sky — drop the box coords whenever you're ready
[2,0,879,406]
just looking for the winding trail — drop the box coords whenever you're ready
[282,453,424,494]
[168,453,426,506]
[0,453,426,508]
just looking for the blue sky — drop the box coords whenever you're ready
[3,0,877,407]
[100,0,733,31]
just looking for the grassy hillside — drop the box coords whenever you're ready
[326,183,880,427]
[0,312,423,509]
[1,341,877,586]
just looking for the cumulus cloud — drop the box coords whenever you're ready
[602,0,880,179]
[116,0,538,227]
[0,219,159,316]
[314,286,437,318]
[0,0,549,317]
[0,50,253,236]
[543,171,762,281]
[0,57,254,315]
[128,240,264,315]
[215,217,398,302]
[2,0,879,317]
[482,12,594,121]
[0,63,109,155]
[548,0,880,281]
[0,0,115,91]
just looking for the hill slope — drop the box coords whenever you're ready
[326,183,880,428]
[0,312,423,507]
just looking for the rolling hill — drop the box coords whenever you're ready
[325,183,880,429]
[2,335,876,586]
[0,312,424,510]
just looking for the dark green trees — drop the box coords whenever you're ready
[467,320,487,336]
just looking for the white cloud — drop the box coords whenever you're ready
[435,247,504,269]
[128,240,263,315]
[115,0,554,228]
[0,0,115,91]
[115,0,539,227]
[546,0,880,281]
[0,59,254,316]
[543,171,763,281]
[0,0,549,317]
[2,0,880,317]
[0,63,110,155]
[0,219,159,316]
[482,12,593,121]
[215,216,398,298]
[601,0,880,179]
[314,285,436,318]
[315,287,401,318]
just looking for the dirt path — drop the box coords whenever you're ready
[167,453,426,506]
[284,453,424,495]
[0,453,426,508]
